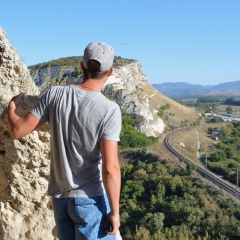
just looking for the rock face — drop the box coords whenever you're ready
[103,62,165,137]
[0,27,56,239]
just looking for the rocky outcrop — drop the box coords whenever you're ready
[0,27,56,239]
[103,62,165,137]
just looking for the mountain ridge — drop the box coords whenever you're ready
[152,80,240,97]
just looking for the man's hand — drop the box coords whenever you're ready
[9,93,25,109]
[104,212,120,235]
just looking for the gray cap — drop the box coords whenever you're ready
[83,42,115,72]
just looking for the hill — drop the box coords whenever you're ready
[28,57,199,134]
[153,81,240,97]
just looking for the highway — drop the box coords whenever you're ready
[163,129,240,201]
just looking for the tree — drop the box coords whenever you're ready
[186,162,196,175]
[210,151,226,162]
[226,106,233,114]
[134,226,151,240]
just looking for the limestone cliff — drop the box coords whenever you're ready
[103,61,165,137]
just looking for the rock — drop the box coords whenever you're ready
[103,63,165,137]
[0,26,56,239]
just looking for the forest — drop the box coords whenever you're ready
[118,113,240,240]
[224,98,240,106]
[119,150,240,240]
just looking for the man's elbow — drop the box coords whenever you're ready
[104,164,121,176]
[10,128,25,139]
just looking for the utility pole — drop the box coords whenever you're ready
[171,125,174,146]
[237,164,239,189]
[180,142,185,156]
[205,146,212,170]
[229,163,239,189]
[205,154,207,169]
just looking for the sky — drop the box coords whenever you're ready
[1,0,240,86]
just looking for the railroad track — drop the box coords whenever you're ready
[163,129,240,201]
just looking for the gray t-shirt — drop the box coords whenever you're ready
[31,85,121,198]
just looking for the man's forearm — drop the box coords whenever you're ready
[100,140,121,234]
[102,166,121,215]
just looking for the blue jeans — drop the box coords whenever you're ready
[52,195,116,240]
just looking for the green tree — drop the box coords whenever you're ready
[210,150,226,162]
[186,162,196,175]
[226,106,233,114]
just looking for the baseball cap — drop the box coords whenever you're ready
[83,42,115,72]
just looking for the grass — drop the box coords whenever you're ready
[171,121,229,164]
[138,84,199,128]
[172,127,199,163]
[217,104,240,114]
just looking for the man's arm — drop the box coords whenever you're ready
[100,139,121,235]
[8,93,44,139]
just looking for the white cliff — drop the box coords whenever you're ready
[103,62,165,137]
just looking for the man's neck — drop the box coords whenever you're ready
[77,78,104,92]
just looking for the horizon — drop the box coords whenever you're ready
[152,80,240,86]
[27,55,240,86]
[1,0,240,86]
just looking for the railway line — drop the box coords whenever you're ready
[163,129,240,201]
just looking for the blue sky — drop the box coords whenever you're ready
[1,0,239,85]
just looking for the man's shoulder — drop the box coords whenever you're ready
[44,85,65,94]
[99,94,119,108]
[47,85,73,96]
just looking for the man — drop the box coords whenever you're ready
[8,42,121,239]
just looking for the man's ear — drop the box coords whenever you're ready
[80,62,84,70]
[107,67,114,76]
